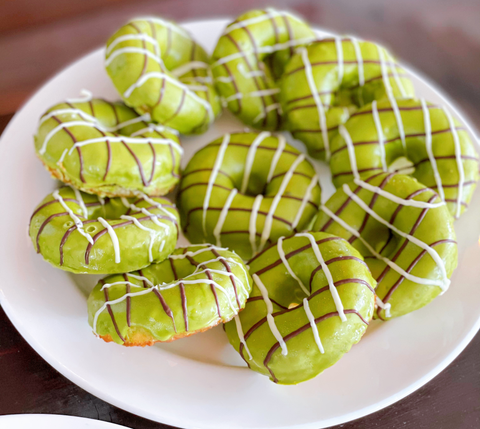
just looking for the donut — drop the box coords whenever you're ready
[106,17,221,135]
[177,132,322,260]
[29,186,179,274]
[224,232,375,384]
[313,172,458,320]
[35,95,182,197]
[280,37,414,160]
[211,8,316,130]
[328,98,479,218]
[87,244,252,346]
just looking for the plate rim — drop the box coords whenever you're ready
[1,18,479,429]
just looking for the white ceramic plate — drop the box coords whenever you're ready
[0,414,130,429]
[1,19,479,429]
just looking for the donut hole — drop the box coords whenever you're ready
[238,175,267,197]
[86,225,97,233]
[63,221,74,228]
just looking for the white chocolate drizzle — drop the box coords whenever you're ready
[259,154,305,252]
[123,71,214,122]
[133,16,190,38]
[66,89,92,104]
[299,47,330,160]
[105,47,162,67]
[376,296,392,318]
[235,315,253,360]
[241,131,270,193]
[52,190,93,245]
[444,107,465,219]
[335,36,344,86]
[106,33,159,56]
[340,125,444,209]
[253,274,288,356]
[222,8,304,35]
[291,174,318,229]
[303,298,325,353]
[371,100,387,172]
[97,217,121,264]
[277,237,310,296]
[69,186,88,218]
[202,134,230,236]
[249,194,264,255]
[120,215,156,262]
[170,61,209,77]
[376,46,407,152]
[266,135,286,182]
[213,188,238,247]
[350,37,364,86]
[296,233,346,321]
[341,183,450,291]
[421,98,445,201]
[212,36,315,68]
[320,204,446,288]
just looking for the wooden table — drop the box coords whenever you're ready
[1,0,479,427]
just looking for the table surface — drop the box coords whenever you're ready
[0,0,479,428]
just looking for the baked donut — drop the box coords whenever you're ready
[313,172,458,320]
[211,8,315,130]
[106,17,221,135]
[35,95,182,197]
[280,37,414,160]
[88,244,252,346]
[177,132,322,260]
[29,186,179,274]
[224,232,375,384]
[329,98,479,218]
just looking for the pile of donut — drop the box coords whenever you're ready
[29,8,478,385]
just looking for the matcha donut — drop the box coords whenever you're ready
[313,173,458,320]
[224,232,375,384]
[178,132,321,260]
[29,186,179,274]
[35,95,182,197]
[106,17,221,135]
[211,8,315,130]
[88,244,252,346]
[329,98,479,218]
[280,37,414,160]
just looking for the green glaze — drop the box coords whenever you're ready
[106,17,221,135]
[211,8,316,130]
[280,38,415,160]
[225,232,375,385]
[35,98,182,197]
[313,173,458,320]
[177,132,321,260]
[328,98,479,218]
[29,186,179,274]
[88,245,252,345]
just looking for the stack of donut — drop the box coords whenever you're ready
[28,8,478,385]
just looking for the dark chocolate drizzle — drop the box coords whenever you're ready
[263,309,367,383]
[101,279,125,343]
[169,257,188,332]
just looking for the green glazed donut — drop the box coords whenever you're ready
[313,172,458,320]
[29,186,179,274]
[106,17,221,135]
[88,244,252,346]
[280,37,415,160]
[328,98,479,218]
[224,232,375,384]
[211,8,316,130]
[177,132,322,260]
[35,96,182,197]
